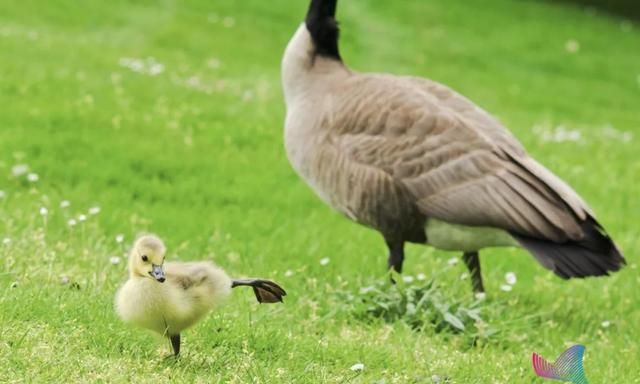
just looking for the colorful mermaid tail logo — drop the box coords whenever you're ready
[532,344,588,384]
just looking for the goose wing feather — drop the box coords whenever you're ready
[328,74,589,242]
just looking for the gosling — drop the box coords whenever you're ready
[115,234,286,355]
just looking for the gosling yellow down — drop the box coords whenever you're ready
[115,235,286,355]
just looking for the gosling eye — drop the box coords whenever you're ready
[141,255,148,262]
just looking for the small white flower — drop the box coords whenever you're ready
[2,237,10,245]
[222,16,235,28]
[11,164,29,177]
[26,172,39,182]
[601,125,633,143]
[539,125,582,143]
[0,190,5,199]
[447,257,459,266]
[565,39,580,53]
[460,272,469,280]
[88,206,100,215]
[474,292,486,301]
[319,257,330,266]
[505,272,517,285]
[147,62,164,76]
[39,207,48,216]
[207,58,221,69]
[242,90,254,102]
[416,273,426,281]
[601,320,611,328]
[402,275,414,283]
[109,256,121,265]
[431,374,441,383]
[115,234,124,243]
[60,200,70,208]
[359,285,375,294]
[284,270,294,277]
[68,219,77,227]
[350,363,364,372]
[500,284,513,292]
[78,214,87,222]
[60,275,70,285]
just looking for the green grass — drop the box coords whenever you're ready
[1,0,638,382]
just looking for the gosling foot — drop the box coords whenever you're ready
[231,279,287,303]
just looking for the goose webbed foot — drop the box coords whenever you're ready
[462,251,484,293]
[169,334,180,356]
[231,279,287,303]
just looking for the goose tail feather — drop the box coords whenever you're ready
[511,217,625,278]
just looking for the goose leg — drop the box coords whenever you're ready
[462,251,484,293]
[386,240,405,273]
[170,334,180,356]
[231,279,287,303]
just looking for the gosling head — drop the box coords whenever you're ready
[129,235,166,283]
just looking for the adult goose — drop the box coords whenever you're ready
[281,0,625,292]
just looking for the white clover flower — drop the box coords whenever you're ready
[60,200,70,208]
[115,234,124,243]
[565,39,580,53]
[26,173,39,182]
[474,292,486,301]
[416,273,426,281]
[350,363,364,372]
[78,214,87,222]
[284,270,294,277]
[207,58,221,69]
[68,219,77,227]
[39,207,48,216]
[359,285,375,294]
[505,272,517,285]
[148,62,164,76]
[119,57,165,76]
[500,284,512,292]
[109,256,121,265]
[60,275,70,285]
[601,320,611,328]
[222,16,235,28]
[319,257,330,266]
[88,206,100,215]
[431,374,442,383]
[11,164,29,177]
[402,275,414,283]
[447,257,459,266]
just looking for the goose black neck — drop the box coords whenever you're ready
[305,0,341,61]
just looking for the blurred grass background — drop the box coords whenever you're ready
[0,0,638,382]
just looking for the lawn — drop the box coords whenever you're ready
[0,0,638,382]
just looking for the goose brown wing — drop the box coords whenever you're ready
[330,74,588,242]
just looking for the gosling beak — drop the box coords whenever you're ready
[149,264,165,283]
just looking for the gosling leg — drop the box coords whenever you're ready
[231,279,287,303]
[462,251,484,293]
[170,334,180,356]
